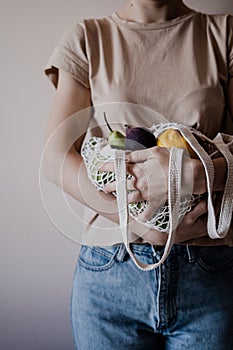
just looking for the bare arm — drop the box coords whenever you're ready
[183,157,227,195]
[43,69,162,241]
[43,69,121,223]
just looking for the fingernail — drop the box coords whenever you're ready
[102,186,108,193]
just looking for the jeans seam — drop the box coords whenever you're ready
[91,246,118,259]
[196,258,233,272]
[78,256,117,271]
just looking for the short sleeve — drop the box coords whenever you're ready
[44,22,90,89]
[227,16,233,78]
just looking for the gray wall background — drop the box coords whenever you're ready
[1,1,233,349]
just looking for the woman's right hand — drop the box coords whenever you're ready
[132,197,209,246]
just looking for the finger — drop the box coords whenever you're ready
[184,198,208,224]
[126,163,144,178]
[103,181,116,193]
[126,147,157,163]
[99,161,144,179]
[104,188,143,205]
[98,162,115,172]
[103,176,137,193]
[128,191,143,203]
[140,230,168,246]
[126,177,138,191]
[137,201,160,222]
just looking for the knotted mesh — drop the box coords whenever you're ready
[81,133,201,232]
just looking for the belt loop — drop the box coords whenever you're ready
[186,245,196,263]
[116,244,127,262]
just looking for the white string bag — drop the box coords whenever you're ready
[81,123,233,270]
[81,135,200,233]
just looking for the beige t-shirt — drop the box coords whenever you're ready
[44,10,233,246]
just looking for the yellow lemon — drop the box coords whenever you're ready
[157,129,197,158]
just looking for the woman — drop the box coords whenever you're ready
[44,0,233,348]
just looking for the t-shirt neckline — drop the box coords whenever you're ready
[111,10,198,30]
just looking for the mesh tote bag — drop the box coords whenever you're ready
[81,122,233,270]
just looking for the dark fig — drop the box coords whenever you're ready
[125,125,156,151]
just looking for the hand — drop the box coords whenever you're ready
[174,197,208,243]
[101,146,170,221]
[135,197,209,245]
[138,191,223,245]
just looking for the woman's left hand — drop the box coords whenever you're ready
[100,146,170,221]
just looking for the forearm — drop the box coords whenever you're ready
[183,156,227,195]
[43,146,153,239]
[43,146,120,223]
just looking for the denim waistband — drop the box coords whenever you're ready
[115,243,195,263]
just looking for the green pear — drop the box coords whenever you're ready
[108,131,125,149]
[104,112,125,149]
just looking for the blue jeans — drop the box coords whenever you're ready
[70,244,233,350]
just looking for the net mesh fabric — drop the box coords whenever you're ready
[81,122,233,269]
[81,131,201,233]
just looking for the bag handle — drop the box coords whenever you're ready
[212,134,233,236]
[114,147,184,271]
[178,126,233,239]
